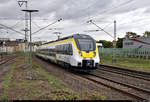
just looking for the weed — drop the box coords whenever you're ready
[90,91,105,100]
[2,62,16,99]
[29,83,33,89]
[81,91,105,100]
[32,91,41,95]
[101,55,150,69]
[27,94,33,98]
[12,82,17,88]
[21,80,28,86]
[3,74,12,91]
[1,94,8,100]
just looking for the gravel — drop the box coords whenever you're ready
[34,56,136,100]
[95,69,150,92]
[0,58,16,97]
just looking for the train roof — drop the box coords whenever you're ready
[42,34,93,45]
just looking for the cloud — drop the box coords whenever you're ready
[0,0,150,41]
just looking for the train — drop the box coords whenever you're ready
[36,34,100,72]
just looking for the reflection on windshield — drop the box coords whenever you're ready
[78,39,94,51]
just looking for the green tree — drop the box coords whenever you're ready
[143,31,150,37]
[116,38,124,48]
[125,32,140,38]
[97,40,113,48]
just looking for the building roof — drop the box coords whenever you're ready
[4,41,19,46]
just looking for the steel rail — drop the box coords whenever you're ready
[80,74,145,100]
[97,67,150,82]
[100,64,150,78]
[90,73,150,94]
[0,55,17,65]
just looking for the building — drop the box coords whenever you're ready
[123,37,150,48]
[0,38,45,53]
[4,41,19,53]
[0,38,26,53]
[18,43,25,52]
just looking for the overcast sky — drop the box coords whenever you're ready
[0,0,150,42]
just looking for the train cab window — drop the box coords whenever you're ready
[78,39,95,51]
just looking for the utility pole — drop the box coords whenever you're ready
[18,0,28,64]
[87,19,117,62]
[87,20,114,38]
[22,9,39,68]
[53,32,62,40]
[112,20,117,62]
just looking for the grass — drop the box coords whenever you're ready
[1,94,8,100]
[1,63,16,100]
[3,62,17,91]
[33,63,80,100]
[1,56,25,100]
[100,55,150,70]
[33,63,66,88]
[21,80,28,86]
[1,55,105,100]
[33,62,105,100]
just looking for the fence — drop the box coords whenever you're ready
[99,48,150,59]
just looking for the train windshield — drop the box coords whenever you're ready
[78,39,95,51]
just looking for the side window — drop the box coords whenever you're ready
[69,44,73,55]
[64,44,67,54]
[54,44,73,55]
[59,45,61,53]
[55,45,58,53]
[60,45,63,54]
[66,44,69,54]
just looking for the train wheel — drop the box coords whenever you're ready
[64,62,70,71]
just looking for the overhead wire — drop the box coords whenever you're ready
[90,0,134,20]
[61,0,133,35]
[102,22,113,30]
[31,20,41,28]
[81,0,136,40]
[10,18,24,28]
[32,19,62,36]
[0,23,25,36]
[3,0,136,41]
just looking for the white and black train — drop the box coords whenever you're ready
[36,34,100,72]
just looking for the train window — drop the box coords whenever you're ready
[63,44,66,53]
[69,44,73,55]
[53,44,73,55]
[78,39,94,51]
[56,45,59,53]
[66,44,69,54]
[60,45,63,53]
[66,44,68,52]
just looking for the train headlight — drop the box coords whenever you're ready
[79,51,82,56]
[93,52,96,56]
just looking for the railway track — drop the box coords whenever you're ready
[80,73,150,100]
[0,54,17,65]
[35,56,150,100]
[99,64,150,81]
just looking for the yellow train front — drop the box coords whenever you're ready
[36,34,100,72]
